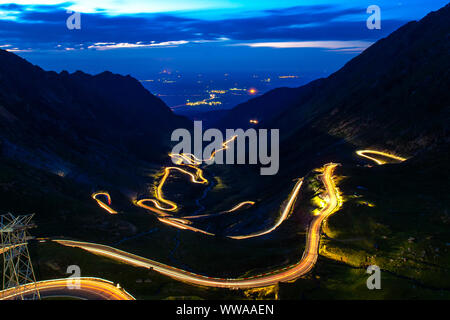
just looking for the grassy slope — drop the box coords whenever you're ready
[28,241,244,300]
[280,150,450,299]
[3,136,449,299]
[0,155,308,298]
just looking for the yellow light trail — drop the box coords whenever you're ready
[135,135,240,234]
[228,179,303,240]
[225,201,256,213]
[170,153,202,166]
[140,166,208,212]
[135,199,171,216]
[92,192,117,214]
[0,277,135,300]
[157,217,214,236]
[181,201,255,219]
[0,244,25,254]
[356,150,407,165]
[175,135,238,165]
[167,217,193,225]
[139,136,237,214]
[97,133,287,238]
[55,163,340,289]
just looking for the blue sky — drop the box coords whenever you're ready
[0,1,448,78]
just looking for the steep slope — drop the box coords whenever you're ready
[222,4,449,158]
[0,49,193,236]
[0,49,191,180]
[216,79,325,129]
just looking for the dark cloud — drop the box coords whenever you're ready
[0,3,407,51]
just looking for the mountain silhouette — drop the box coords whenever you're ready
[220,4,449,157]
[0,49,190,177]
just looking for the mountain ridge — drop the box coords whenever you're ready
[220,3,450,157]
[0,48,191,189]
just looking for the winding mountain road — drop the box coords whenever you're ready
[54,163,340,289]
[1,149,405,299]
[356,150,407,165]
[0,277,134,300]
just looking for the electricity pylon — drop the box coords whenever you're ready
[0,213,40,300]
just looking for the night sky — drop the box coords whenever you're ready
[1,1,447,80]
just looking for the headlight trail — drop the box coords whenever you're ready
[0,244,25,254]
[182,201,255,219]
[226,201,256,213]
[137,166,208,213]
[135,135,252,235]
[93,133,291,238]
[356,150,407,165]
[157,217,214,236]
[170,153,202,166]
[90,131,297,239]
[134,199,171,216]
[92,192,117,214]
[56,164,340,289]
[228,179,303,240]
[166,217,193,225]
[0,277,135,300]
[171,135,238,165]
